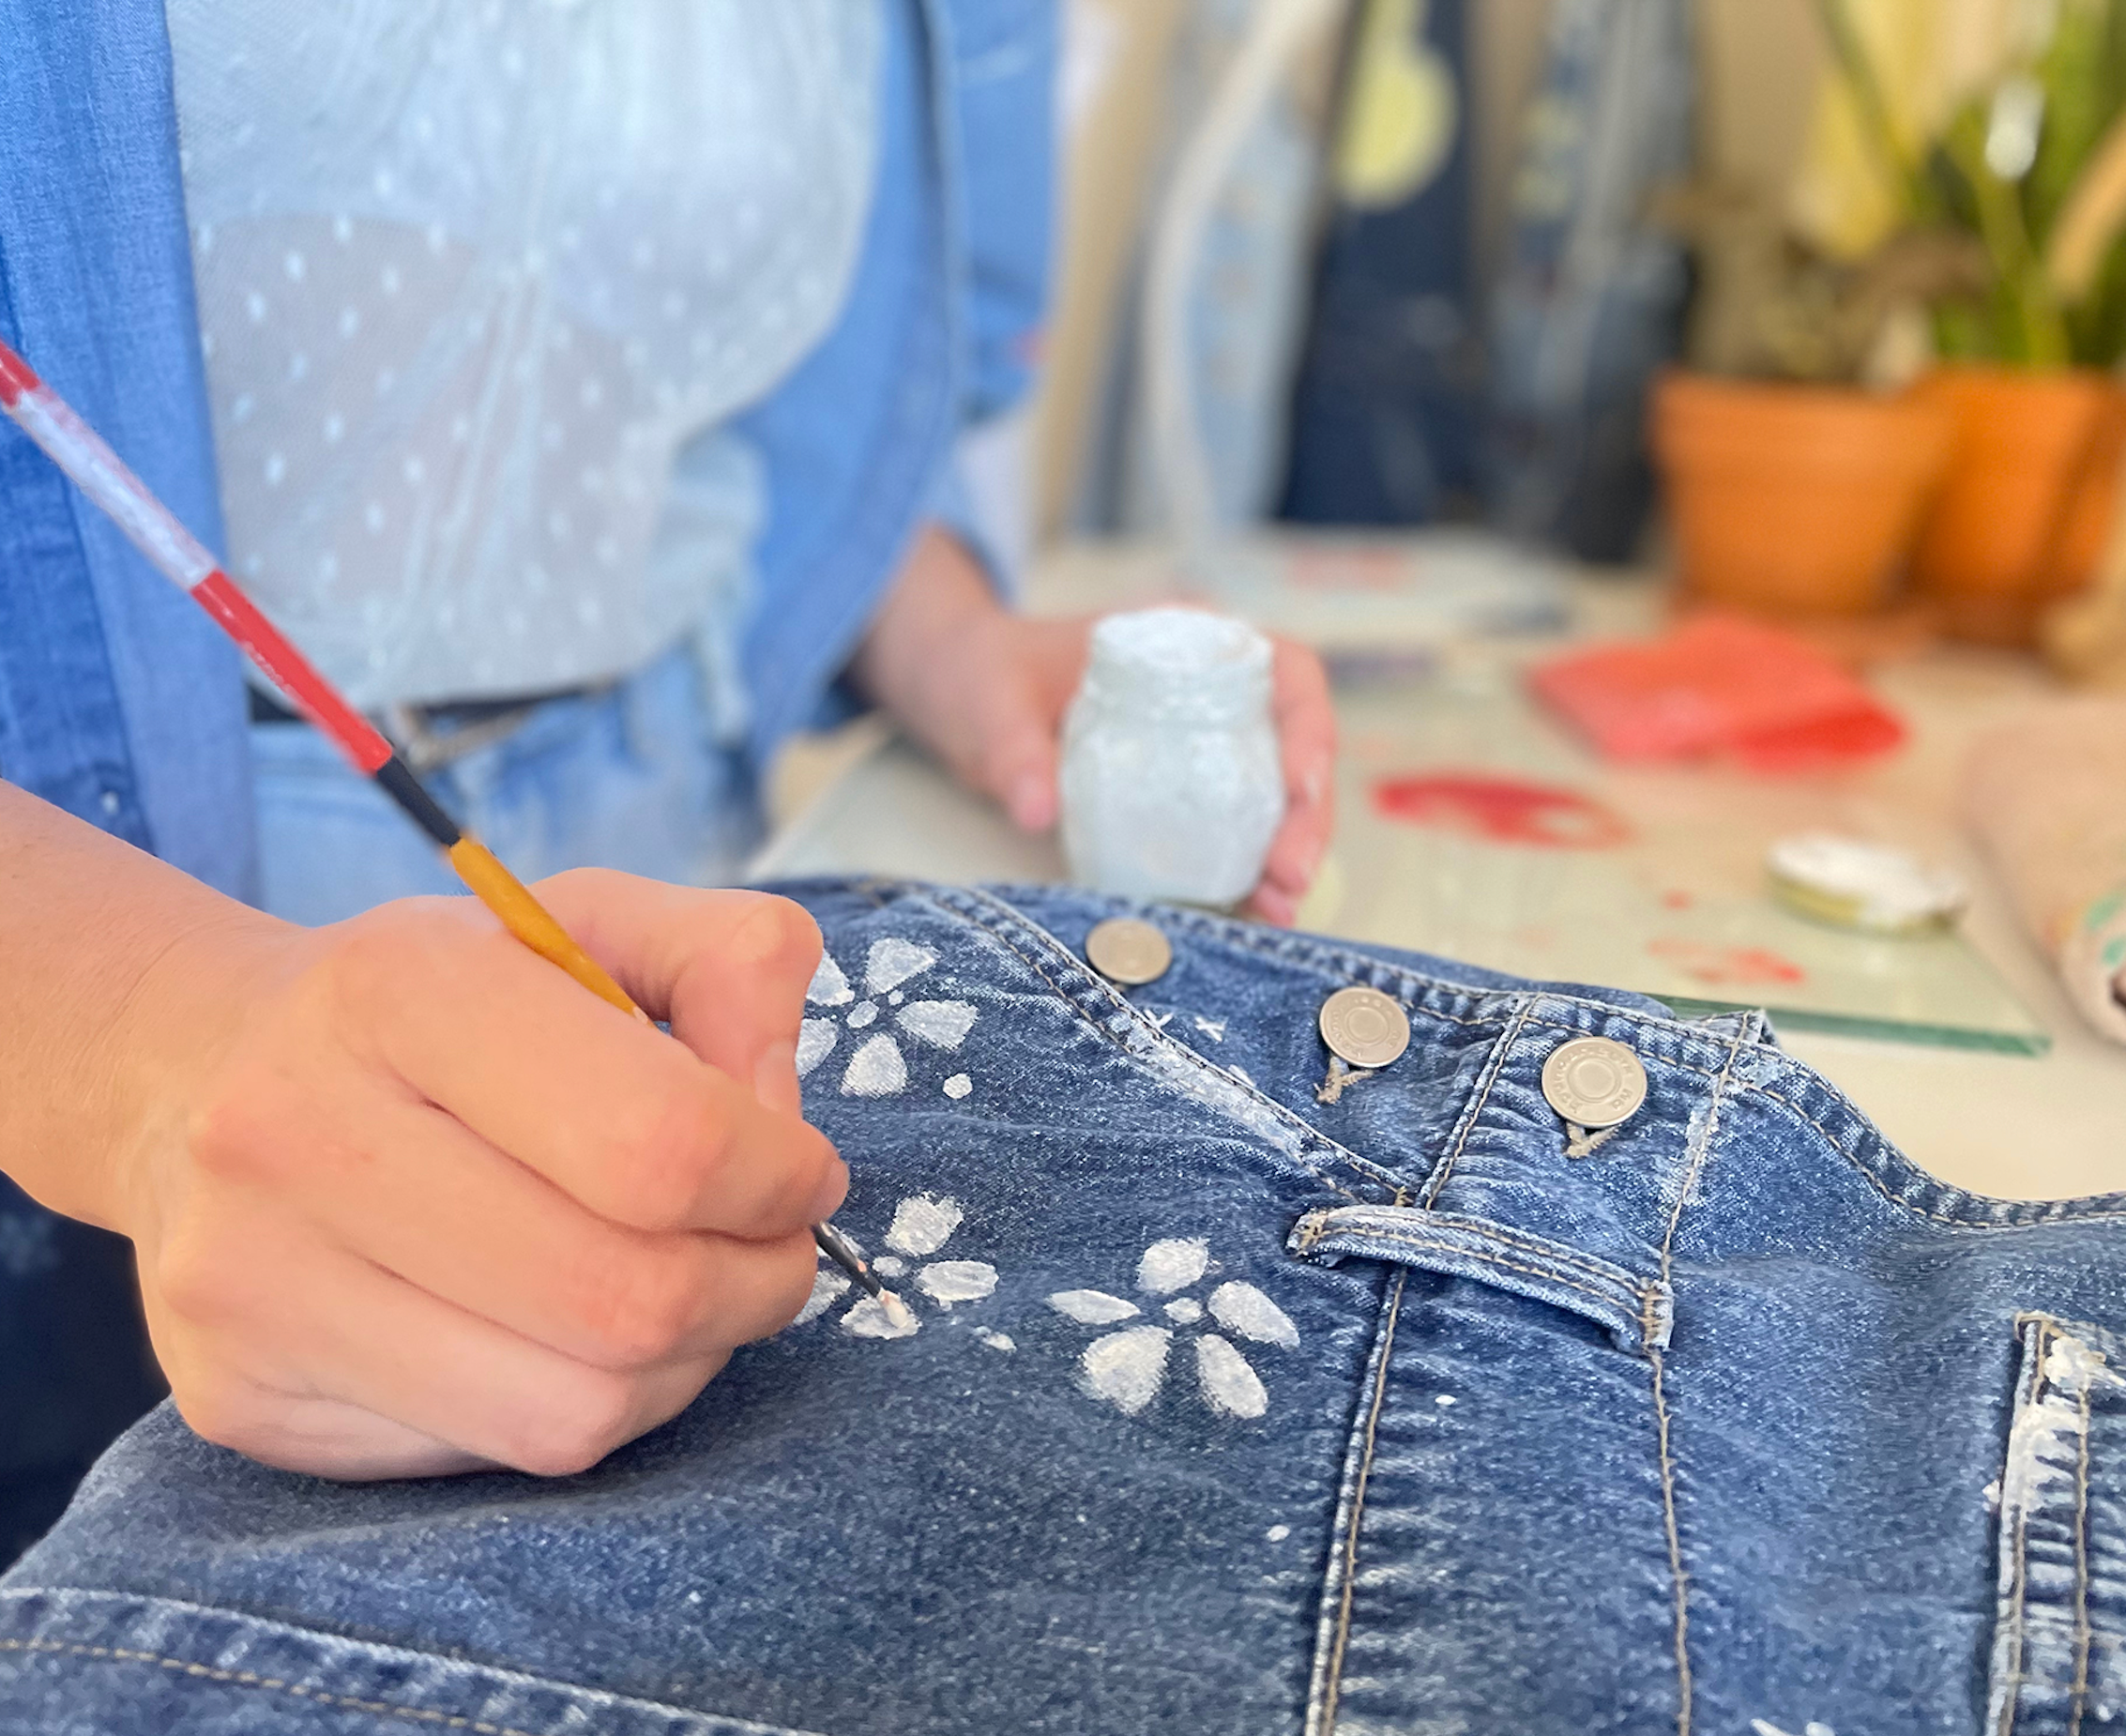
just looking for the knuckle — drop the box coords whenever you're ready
[171,1374,271,1456]
[506,1375,639,1478]
[572,1244,709,1368]
[154,1227,238,1327]
[595,1081,721,1229]
[727,895,824,985]
[752,1236,826,1340]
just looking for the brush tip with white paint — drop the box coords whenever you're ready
[878,1290,916,1333]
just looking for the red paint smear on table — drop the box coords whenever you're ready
[1648,937,1806,988]
[1372,772,1632,850]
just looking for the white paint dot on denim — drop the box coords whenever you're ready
[1049,1290,1139,1325]
[1137,1239,1209,1295]
[917,1261,996,1306]
[1196,1333,1268,1418]
[806,952,853,1007]
[865,938,936,996]
[884,1195,962,1257]
[1163,1297,1204,1325]
[841,1033,906,1099]
[897,1000,976,1050]
[1207,1282,1298,1348]
[1193,1015,1227,1042]
[795,1018,837,1078]
[1266,1524,1291,1543]
[1081,1326,1172,1414]
[975,1329,1015,1352]
[870,1256,906,1278]
[792,1268,849,1326]
[942,1073,973,1100]
[886,989,904,1006]
[1435,1393,1457,1407]
[847,1000,878,1030]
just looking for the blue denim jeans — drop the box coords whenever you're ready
[4,880,2123,1734]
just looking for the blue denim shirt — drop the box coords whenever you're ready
[0,0,1055,905]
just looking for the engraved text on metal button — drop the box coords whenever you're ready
[1318,986,1411,1070]
[1086,917,1173,985]
[1540,1037,1648,1130]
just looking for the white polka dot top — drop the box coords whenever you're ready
[166,1,881,709]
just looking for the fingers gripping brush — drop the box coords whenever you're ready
[0,338,904,1321]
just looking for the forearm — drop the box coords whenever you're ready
[845,524,1000,718]
[0,780,271,1229]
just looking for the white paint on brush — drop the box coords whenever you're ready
[1050,1289,1140,1325]
[840,1033,906,1096]
[806,952,853,1007]
[865,937,936,995]
[1207,1281,1298,1348]
[843,1293,920,1339]
[795,1018,838,1078]
[897,999,978,1049]
[1081,1326,1172,1414]
[1137,1238,1209,1294]
[942,1073,973,1100]
[884,1195,963,1256]
[1195,1333,1267,1418]
[918,1260,997,1306]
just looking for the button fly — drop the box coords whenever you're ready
[1540,1037,1648,1130]
[1086,918,1172,985]
[1318,987,1411,1069]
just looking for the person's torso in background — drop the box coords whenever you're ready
[166,0,882,712]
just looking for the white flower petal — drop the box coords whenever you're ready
[1196,1333,1268,1418]
[897,999,977,1050]
[865,937,936,995]
[917,1260,997,1305]
[1082,1325,1172,1414]
[796,1018,839,1079]
[1163,1297,1204,1324]
[807,952,853,1007]
[871,1256,906,1277]
[840,1035,907,1097]
[884,1194,963,1256]
[842,1295,921,1340]
[792,1269,849,1325]
[848,1000,880,1029]
[1137,1238,1209,1294]
[1207,1281,1299,1348]
[1048,1289,1140,1324]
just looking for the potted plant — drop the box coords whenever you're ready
[1801,0,2126,645]
[1648,187,1972,624]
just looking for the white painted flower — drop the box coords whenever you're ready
[1048,1240,1298,1420]
[797,938,979,1101]
[793,1193,1004,1346]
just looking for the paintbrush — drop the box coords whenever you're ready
[0,337,905,1321]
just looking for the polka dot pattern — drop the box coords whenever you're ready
[167,2,881,707]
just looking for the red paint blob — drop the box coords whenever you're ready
[1371,772,1632,850]
[1648,937,1806,988]
[1661,890,1693,910]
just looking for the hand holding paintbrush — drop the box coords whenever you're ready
[0,338,892,1477]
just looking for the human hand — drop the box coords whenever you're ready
[104,872,843,1481]
[853,527,1336,924]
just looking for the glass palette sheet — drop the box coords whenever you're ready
[1323,674,2045,1054]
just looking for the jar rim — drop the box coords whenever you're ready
[1088,607,1271,681]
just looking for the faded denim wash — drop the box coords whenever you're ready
[4,880,2123,1734]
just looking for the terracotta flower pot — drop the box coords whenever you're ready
[1653,373,1951,620]
[1907,364,2126,647]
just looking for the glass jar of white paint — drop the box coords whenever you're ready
[1060,607,1284,906]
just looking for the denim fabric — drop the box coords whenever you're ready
[7,880,2123,1734]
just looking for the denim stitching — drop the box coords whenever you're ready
[933,886,1386,1201]
[1301,1231,1651,1344]
[0,1636,782,1736]
[1648,1032,1739,1736]
[2073,1362,2095,1736]
[1996,1315,2048,1735]
[1420,998,1531,1209]
[1308,1268,1408,1736]
[1301,1206,1653,1291]
[1749,1085,2126,1231]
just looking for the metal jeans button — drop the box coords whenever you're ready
[1086,918,1173,985]
[1541,1036,1648,1136]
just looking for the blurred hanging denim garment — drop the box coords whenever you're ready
[1279,0,1481,525]
[8,878,2126,1734]
[1485,0,1693,563]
